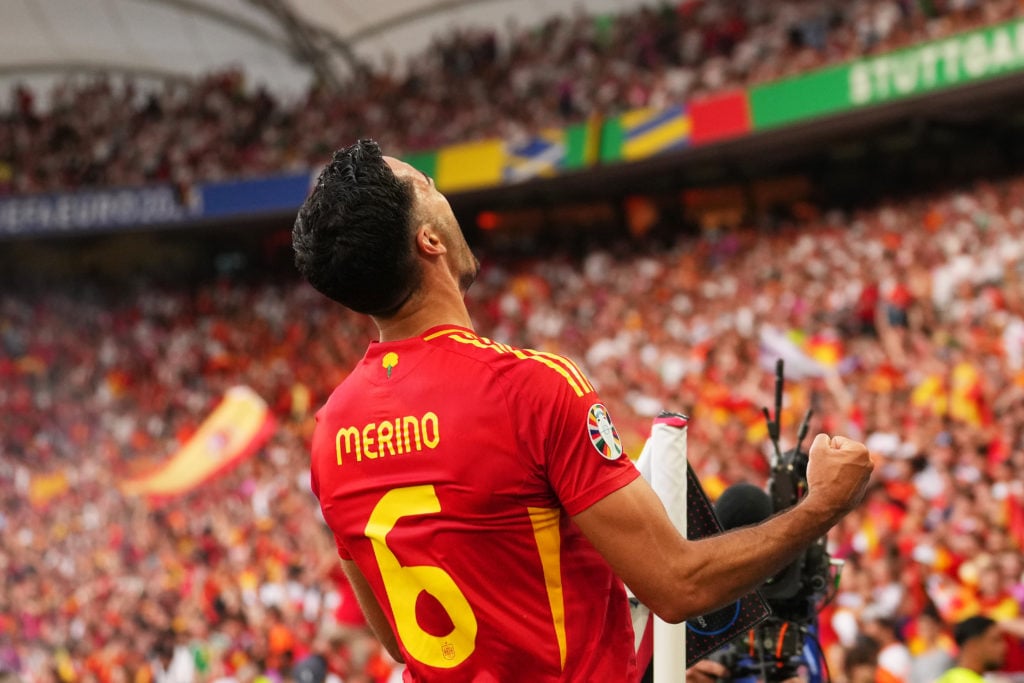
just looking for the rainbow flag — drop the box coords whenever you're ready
[122,386,275,499]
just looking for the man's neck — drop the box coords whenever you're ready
[373,290,473,342]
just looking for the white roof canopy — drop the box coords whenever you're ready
[1,0,653,103]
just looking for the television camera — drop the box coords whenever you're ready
[711,360,843,682]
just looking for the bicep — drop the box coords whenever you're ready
[340,559,404,663]
[571,477,690,621]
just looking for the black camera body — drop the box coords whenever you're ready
[711,362,837,682]
[763,448,833,622]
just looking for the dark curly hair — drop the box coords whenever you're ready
[292,139,419,316]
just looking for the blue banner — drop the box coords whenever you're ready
[0,171,317,237]
[200,172,312,218]
[0,185,195,237]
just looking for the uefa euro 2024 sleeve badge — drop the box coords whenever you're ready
[587,403,623,460]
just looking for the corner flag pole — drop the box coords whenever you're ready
[634,413,688,683]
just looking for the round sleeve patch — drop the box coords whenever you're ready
[587,403,623,460]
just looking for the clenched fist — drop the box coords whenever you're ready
[804,433,873,521]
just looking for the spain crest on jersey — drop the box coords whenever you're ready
[587,403,623,460]
[382,352,399,378]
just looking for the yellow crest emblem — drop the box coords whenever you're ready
[382,352,399,378]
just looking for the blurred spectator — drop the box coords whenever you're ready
[936,615,1007,683]
[844,635,881,683]
[861,613,911,683]
[907,608,955,683]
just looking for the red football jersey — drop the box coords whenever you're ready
[311,325,641,681]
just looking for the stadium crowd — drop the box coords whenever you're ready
[4,160,1024,682]
[1,0,1020,195]
[5,0,1024,681]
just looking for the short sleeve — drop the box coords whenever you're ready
[333,532,353,560]
[310,408,353,561]
[512,358,639,516]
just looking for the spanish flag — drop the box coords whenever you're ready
[122,386,275,499]
[29,470,70,507]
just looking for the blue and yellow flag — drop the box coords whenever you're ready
[601,104,692,163]
[504,130,565,183]
[122,385,275,499]
[621,105,691,160]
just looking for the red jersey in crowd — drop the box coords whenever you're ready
[311,325,640,682]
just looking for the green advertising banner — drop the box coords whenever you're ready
[404,150,438,179]
[749,67,851,130]
[751,18,1024,130]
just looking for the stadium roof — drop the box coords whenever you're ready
[2,0,652,102]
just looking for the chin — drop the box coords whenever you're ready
[458,259,480,293]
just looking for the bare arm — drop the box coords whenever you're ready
[340,559,405,664]
[686,659,729,683]
[573,434,871,623]
[998,618,1024,639]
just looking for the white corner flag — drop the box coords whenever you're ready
[632,413,688,683]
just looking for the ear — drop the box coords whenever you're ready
[415,224,448,257]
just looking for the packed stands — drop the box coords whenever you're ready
[4,166,1024,680]
[2,0,1020,196]
[6,1,1024,681]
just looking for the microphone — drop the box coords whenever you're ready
[716,482,805,600]
[715,483,774,530]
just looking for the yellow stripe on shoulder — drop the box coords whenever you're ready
[428,329,593,397]
[527,350,595,395]
[423,327,469,341]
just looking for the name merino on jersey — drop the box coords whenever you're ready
[334,412,440,465]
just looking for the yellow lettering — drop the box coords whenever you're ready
[403,416,422,451]
[336,427,361,465]
[363,423,378,459]
[378,420,396,456]
[335,413,440,466]
[423,412,440,449]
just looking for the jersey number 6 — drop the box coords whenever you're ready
[365,485,478,668]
